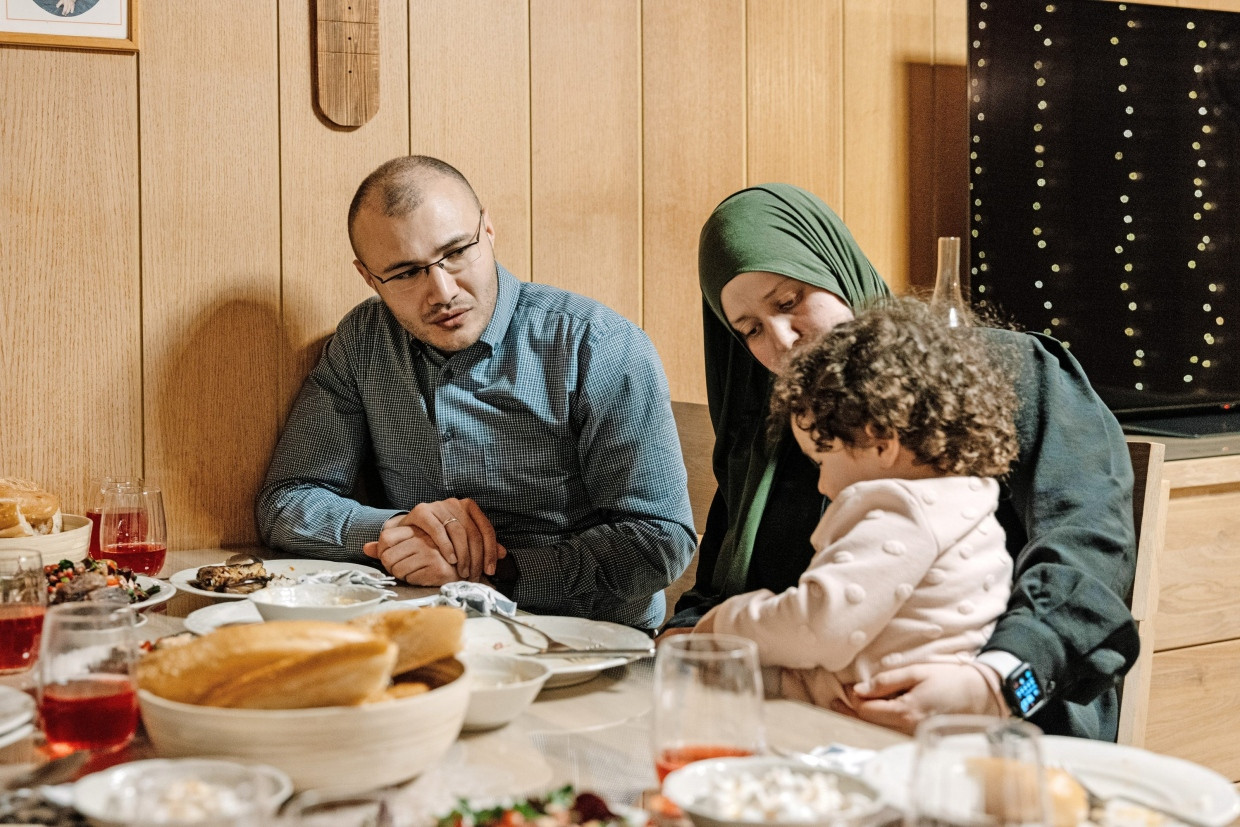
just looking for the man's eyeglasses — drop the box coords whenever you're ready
[363,210,486,293]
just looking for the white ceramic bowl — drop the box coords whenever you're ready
[139,658,469,792]
[662,756,886,827]
[0,514,91,566]
[247,582,390,622]
[73,758,293,826]
[461,652,553,731]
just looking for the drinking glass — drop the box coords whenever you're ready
[36,602,140,755]
[907,715,1049,827]
[0,551,47,675]
[97,481,167,576]
[652,633,764,784]
[87,476,143,560]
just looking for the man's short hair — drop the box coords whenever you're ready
[347,156,480,256]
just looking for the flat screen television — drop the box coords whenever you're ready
[967,0,1240,436]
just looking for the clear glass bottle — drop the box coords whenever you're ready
[932,236,970,328]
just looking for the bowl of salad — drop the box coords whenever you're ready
[44,558,171,609]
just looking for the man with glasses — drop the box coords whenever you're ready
[256,155,696,629]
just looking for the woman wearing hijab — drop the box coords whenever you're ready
[669,183,1138,741]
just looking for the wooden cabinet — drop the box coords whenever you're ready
[1143,444,1240,782]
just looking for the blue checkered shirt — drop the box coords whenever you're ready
[256,265,697,628]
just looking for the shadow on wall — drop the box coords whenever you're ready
[907,61,969,296]
[149,296,287,550]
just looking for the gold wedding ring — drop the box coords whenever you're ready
[442,517,460,526]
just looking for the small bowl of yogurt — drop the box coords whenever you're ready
[460,652,553,731]
[662,756,886,827]
[247,582,390,622]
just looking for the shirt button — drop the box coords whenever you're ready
[442,367,454,381]
[443,428,455,441]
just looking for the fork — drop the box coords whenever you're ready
[1058,765,1212,827]
[488,614,654,658]
[489,613,580,654]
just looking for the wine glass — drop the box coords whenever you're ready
[907,715,1049,827]
[652,633,765,784]
[36,601,140,755]
[0,551,47,675]
[97,482,167,576]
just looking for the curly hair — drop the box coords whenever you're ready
[768,297,1019,478]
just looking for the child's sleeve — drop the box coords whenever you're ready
[701,483,940,671]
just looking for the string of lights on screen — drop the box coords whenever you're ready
[968,0,1237,413]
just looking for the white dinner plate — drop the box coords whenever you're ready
[864,735,1240,827]
[74,758,293,825]
[184,600,263,635]
[463,615,651,689]
[169,558,382,600]
[0,687,35,738]
[131,576,176,610]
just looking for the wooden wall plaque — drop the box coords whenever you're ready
[315,0,379,127]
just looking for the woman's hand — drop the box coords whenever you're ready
[847,662,1004,735]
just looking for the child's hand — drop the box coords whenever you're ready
[847,663,1002,734]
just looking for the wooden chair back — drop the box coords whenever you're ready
[1117,439,1170,747]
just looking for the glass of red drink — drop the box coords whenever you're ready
[0,551,47,675]
[97,483,166,577]
[652,634,765,784]
[86,476,144,561]
[36,602,140,756]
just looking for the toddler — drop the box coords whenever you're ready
[698,298,1020,714]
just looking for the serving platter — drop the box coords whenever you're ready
[169,559,382,600]
[184,601,263,635]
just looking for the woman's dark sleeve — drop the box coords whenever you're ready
[664,490,729,627]
[984,330,1140,706]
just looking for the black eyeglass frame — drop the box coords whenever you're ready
[360,210,486,287]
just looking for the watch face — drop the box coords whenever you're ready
[1009,665,1045,717]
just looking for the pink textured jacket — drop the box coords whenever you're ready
[699,476,1012,710]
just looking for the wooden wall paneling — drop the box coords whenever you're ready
[841,0,936,295]
[531,0,642,323]
[409,1,530,286]
[641,0,746,404]
[279,0,409,415]
[1146,639,1240,782]
[1153,486,1240,650]
[139,2,282,550]
[746,0,845,214]
[0,48,141,513]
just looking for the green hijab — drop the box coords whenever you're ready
[698,184,890,596]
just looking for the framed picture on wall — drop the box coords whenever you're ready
[0,0,137,51]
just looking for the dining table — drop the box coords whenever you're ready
[0,547,908,823]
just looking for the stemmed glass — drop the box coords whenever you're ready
[907,715,1049,827]
[96,481,167,576]
[652,633,765,784]
[36,602,140,756]
[0,551,47,676]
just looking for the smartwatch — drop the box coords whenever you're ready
[976,650,1048,719]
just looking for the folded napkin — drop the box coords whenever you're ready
[437,582,517,617]
[296,569,397,589]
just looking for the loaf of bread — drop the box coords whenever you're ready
[0,477,62,537]
[348,606,465,676]
[136,606,466,709]
[136,621,391,707]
